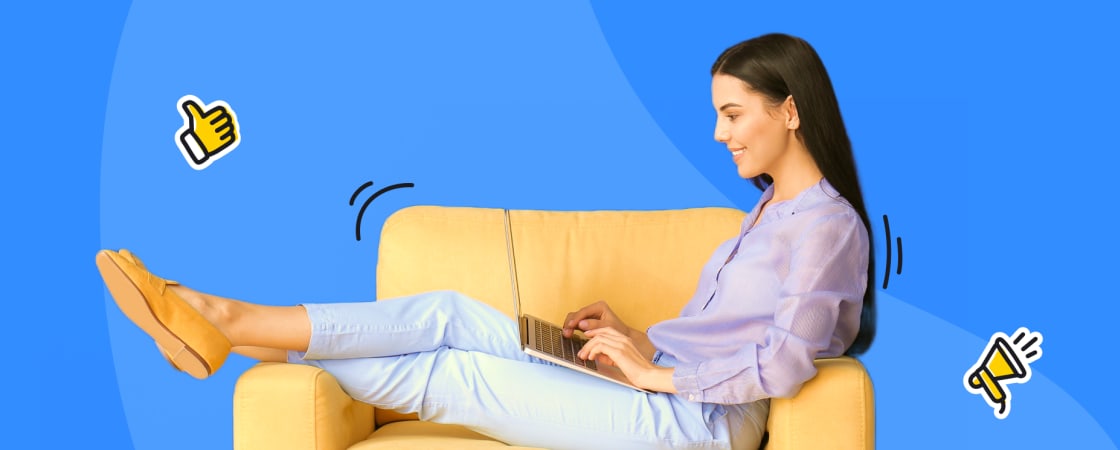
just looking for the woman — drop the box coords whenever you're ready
[97,33,874,450]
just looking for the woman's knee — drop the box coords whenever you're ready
[429,290,496,316]
[432,289,475,305]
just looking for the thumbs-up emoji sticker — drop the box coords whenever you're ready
[175,94,240,170]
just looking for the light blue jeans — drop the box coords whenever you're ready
[287,290,768,450]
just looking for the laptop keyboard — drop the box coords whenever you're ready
[534,319,598,370]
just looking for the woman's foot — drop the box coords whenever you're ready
[96,249,232,379]
[166,283,238,344]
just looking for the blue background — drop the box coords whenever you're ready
[5,1,1118,448]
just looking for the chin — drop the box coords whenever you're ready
[737,167,762,180]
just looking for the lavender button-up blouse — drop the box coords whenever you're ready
[647,178,869,405]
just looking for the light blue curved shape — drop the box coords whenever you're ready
[862,292,1115,449]
[586,1,1120,446]
[100,2,732,448]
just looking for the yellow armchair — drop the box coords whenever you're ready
[233,206,874,449]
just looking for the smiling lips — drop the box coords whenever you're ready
[731,148,745,162]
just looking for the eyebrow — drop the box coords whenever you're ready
[718,103,742,111]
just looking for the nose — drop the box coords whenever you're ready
[714,124,729,143]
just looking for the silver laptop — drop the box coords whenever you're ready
[503,209,648,392]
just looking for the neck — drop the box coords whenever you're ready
[767,142,823,203]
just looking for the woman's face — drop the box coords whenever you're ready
[711,73,797,180]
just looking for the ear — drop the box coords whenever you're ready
[783,95,800,130]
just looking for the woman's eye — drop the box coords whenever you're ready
[726,115,739,122]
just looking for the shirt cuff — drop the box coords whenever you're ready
[672,362,704,402]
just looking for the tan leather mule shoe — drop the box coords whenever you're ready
[112,251,187,372]
[96,249,230,379]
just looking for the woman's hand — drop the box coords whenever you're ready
[578,327,677,393]
[564,300,657,361]
[563,301,631,338]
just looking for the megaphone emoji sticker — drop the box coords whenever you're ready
[964,327,1043,419]
[175,94,240,170]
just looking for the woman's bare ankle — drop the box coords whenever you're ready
[168,287,309,351]
[169,285,239,344]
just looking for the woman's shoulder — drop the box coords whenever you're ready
[797,181,862,223]
[789,183,866,239]
[795,200,868,250]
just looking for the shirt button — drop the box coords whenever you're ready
[688,394,695,401]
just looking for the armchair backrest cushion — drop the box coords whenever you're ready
[377,206,746,330]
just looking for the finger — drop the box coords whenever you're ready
[581,334,619,356]
[209,113,230,127]
[578,338,602,360]
[584,327,622,338]
[563,312,578,336]
[588,339,640,372]
[589,341,629,368]
[583,341,614,362]
[578,319,607,332]
[182,100,205,121]
[564,304,603,334]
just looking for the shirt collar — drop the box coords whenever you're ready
[741,178,846,233]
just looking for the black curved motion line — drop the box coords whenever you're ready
[896,236,903,275]
[349,181,374,206]
[351,182,415,241]
[883,214,892,290]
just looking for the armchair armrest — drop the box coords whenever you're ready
[765,357,874,450]
[234,363,375,450]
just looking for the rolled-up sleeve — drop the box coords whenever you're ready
[671,212,868,404]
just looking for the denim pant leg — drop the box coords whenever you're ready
[285,290,747,449]
[290,289,532,362]
[654,351,769,450]
[295,345,736,449]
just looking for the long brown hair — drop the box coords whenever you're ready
[712,33,876,356]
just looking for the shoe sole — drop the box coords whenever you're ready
[155,342,184,372]
[96,251,211,379]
